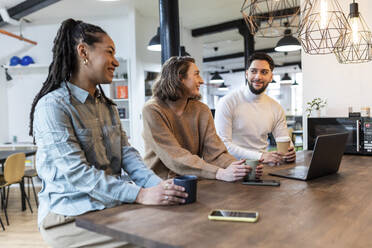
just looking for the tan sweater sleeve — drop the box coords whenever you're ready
[201,109,237,168]
[142,105,220,179]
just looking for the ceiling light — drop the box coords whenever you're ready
[147,27,161,52]
[180,46,190,56]
[218,82,229,91]
[281,73,292,81]
[275,29,301,52]
[5,68,12,81]
[334,0,372,64]
[241,0,300,38]
[210,72,224,84]
[298,0,349,55]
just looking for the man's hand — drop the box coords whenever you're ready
[135,179,188,205]
[216,160,250,182]
[260,151,283,165]
[283,146,296,163]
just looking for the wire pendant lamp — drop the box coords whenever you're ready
[241,0,301,38]
[298,0,349,55]
[333,1,372,64]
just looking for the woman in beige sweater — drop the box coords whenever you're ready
[142,56,263,181]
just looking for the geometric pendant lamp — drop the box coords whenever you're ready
[298,0,349,55]
[333,1,372,64]
[241,0,301,38]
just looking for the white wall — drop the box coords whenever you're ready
[0,15,135,144]
[302,0,372,148]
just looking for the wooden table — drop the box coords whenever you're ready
[76,152,372,248]
[0,149,37,164]
[0,149,37,211]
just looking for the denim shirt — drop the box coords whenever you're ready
[33,82,161,226]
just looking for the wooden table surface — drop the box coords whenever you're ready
[76,152,372,248]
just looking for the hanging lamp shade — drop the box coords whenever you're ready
[210,72,224,84]
[292,80,299,85]
[281,73,292,81]
[218,82,229,91]
[333,1,372,64]
[241,0,301,38]
[271,78,277,83]
[5,68,12,81]
[147,27,161,52]
[275,29,302,52]
[180,46,191,56]
[298,0,349,55]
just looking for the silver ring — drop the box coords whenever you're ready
[164,183,170,190]
[164,195,169,200]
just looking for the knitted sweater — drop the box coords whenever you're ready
[142,97,236,179]
[215,87,289,160]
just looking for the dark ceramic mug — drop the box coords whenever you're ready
[174,175,197,204]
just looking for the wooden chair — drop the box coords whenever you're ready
[0,153,33,226]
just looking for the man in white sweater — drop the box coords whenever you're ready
[215,52,296,164]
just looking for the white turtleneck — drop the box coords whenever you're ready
[215,87,289,160]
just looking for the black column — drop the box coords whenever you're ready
[159,0,180,64]
[238,24,254,71]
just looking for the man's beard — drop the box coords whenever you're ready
[248,81,269,95]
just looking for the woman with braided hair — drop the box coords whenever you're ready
[30,18,187,248]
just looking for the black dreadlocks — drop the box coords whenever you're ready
[29,18,114,137]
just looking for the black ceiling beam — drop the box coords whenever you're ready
[203,48,276,63]
[192,19,245,37]
[212,61,302,74]
[192,7,299,37]
[0,0,61,27]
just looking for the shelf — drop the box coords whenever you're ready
[120,119,130,122]
[2,64,49,69]
[113,98,129,102]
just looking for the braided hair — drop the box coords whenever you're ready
[29,18,114,137]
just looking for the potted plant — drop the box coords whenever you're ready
[306,97,327,117]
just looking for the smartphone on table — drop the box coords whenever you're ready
[208,209,259,223]
[242,179,280,186]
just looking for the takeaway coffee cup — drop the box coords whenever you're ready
[244,159,259,181]
[174,175,197,204]
[276,136,291,154]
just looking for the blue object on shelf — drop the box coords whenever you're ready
[9,56,21,66]
[21,55,35,66]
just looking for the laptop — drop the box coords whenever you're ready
[269,133,348,181]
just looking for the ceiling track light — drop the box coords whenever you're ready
[333,0,372,64]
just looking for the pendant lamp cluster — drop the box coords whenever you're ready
[241,0,371,64]
[299,0,371,63]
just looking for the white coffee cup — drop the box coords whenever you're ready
[276,136,291,154]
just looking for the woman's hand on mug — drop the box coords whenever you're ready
[135,179,188,205]
[216,160,250,182]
